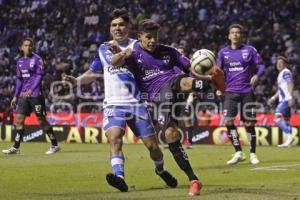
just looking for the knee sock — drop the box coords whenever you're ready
[277,119,292,134]
[111,155,125,178]
[154,159,165,173]
[168,140,198,181]
[246,126,256,153]
[45,127,58,146]
[13,129,24,149]
[186,126,194,144]
[226,125,242,152]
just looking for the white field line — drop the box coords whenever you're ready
[251,164,300,171]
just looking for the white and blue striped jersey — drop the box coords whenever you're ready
[277,68,293,103]
[89,38,140,106]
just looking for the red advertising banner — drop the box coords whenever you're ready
[1,113,300,126]
[1,125,299,146]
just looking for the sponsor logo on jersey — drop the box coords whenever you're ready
[143,69,164,80]
[229,61,244,71]
[107,65,129,74]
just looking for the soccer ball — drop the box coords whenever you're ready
[191,49,216,75]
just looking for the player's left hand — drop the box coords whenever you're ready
[22,90,32,97]
[105,40,122,53]
[250,75,259,87]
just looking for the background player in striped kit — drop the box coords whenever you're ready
[268,56,294,147]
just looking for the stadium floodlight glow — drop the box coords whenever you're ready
[50,80,74,100]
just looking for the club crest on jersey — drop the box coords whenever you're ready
[162,55,170,64]
[137,54,143,64]
[30,59,35,68]
[242,50,250,61]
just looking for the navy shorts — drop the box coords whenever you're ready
[223,92,256,122]
[16,96,47,117]
[150,74,189,132]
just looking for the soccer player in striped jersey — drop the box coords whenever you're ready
[64,8,177,192]
[268,56,294,147]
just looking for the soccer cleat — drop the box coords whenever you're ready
[188,180,202,196]
[226,151,246,165]
[249,153,260,165]
[106,173,128,192]
[278,138,294,148]
[186,144,193,149]
[2,147,20,155]
[155,169,178,188]
[185,140,193,149]
[45,146,61,155]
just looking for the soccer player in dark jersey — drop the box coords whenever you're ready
[2,38,60,155]
[217,24,265,165]
[111,19,226,196]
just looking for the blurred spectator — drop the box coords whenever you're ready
[197,108,212,127]
[2,106,14,125]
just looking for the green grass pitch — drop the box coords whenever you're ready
[0,143,299,200]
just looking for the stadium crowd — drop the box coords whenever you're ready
[0,0,300,113]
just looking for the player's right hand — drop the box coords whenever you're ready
[63,75,77,86]
[105,40,122,53]
[10,96,17,108]
[267,97,275,107]
[122,48,133,58]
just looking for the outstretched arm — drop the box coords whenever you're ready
[64,70,97,86]
[111,48,134,67]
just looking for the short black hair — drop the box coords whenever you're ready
[109,8,130,23]
[21,37,34,46]
[138,19,160,33]
[228,23,244,33]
